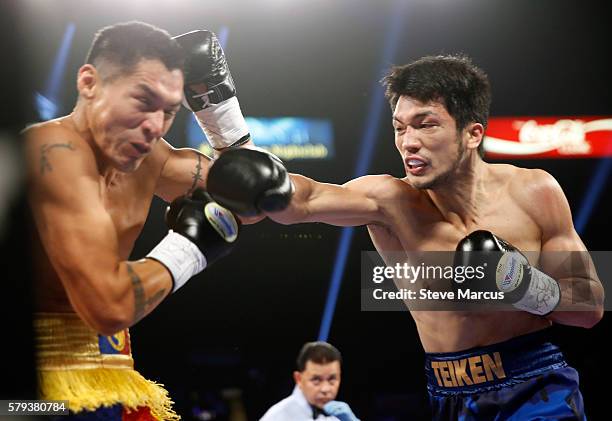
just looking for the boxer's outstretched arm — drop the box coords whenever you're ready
[268,173,389,227]
[521,170,604,328]
[27,128,173,335]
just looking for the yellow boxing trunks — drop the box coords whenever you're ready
[34,313,179,420]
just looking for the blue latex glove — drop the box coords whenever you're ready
[323,401,360,421]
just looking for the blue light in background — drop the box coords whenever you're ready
[35,22,75,120]
[245,117,333,148]
[186,115,334,160]
[575,158,612,234]
[318,0,408,342]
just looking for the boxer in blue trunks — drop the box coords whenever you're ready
[426,329,585,420]
[204,54,605,420]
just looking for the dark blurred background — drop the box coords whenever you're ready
[2,0,610,419]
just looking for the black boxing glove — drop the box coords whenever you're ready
[453,230,561,315]
[173,30,250,150]
[147,188,240,292]
[207,148,294,216]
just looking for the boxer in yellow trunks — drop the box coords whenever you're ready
[25,22,267,420]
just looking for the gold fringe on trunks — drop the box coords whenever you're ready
[34,313,180,420]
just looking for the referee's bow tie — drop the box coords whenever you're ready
[312,405,328,419]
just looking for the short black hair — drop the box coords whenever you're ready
[296,341,342,372]
[382,54,491,158]
[85,21,184,79]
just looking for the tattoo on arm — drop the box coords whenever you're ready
[126,263,166,324]
[40,142,75,174]
[187,152,204,194]
[127,263,146,323]
[145,289,167,308]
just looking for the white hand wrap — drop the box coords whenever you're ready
[513,267,561,316]
[147,231,207,293]
[495,252,561,315]
[192,96,250,149]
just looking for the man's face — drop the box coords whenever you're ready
[294,360,341,409]
[393,96,466,189]
[86,58,183,172]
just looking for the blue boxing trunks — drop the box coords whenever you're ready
[425,329,585,420]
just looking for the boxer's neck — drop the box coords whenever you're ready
[426,154,488,228]
[67,106,91,142]
[66,109,120,182]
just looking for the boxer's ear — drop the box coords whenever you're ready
[76,64,98,99]
[464,122,484,152]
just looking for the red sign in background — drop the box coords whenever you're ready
[484,116,612,159]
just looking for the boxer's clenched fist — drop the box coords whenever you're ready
[148,188,240,292]
[207,148,294,217]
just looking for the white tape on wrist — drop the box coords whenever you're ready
[495,251,560,315]
[147,231,208,293]
[513,267,561,316]
[193,96,250,149]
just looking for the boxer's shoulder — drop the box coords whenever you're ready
[503,166,568,229]
[506,167,562,203]
[347,174,416,201]
[24,117,78,138]
[24,118,92,157]
[24,118,100,188]
[486,164,559,199]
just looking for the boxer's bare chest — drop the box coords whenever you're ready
[34,164,159,311]
[365,181,549,352]
[102,170,157,259]
[369,186,541,258]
